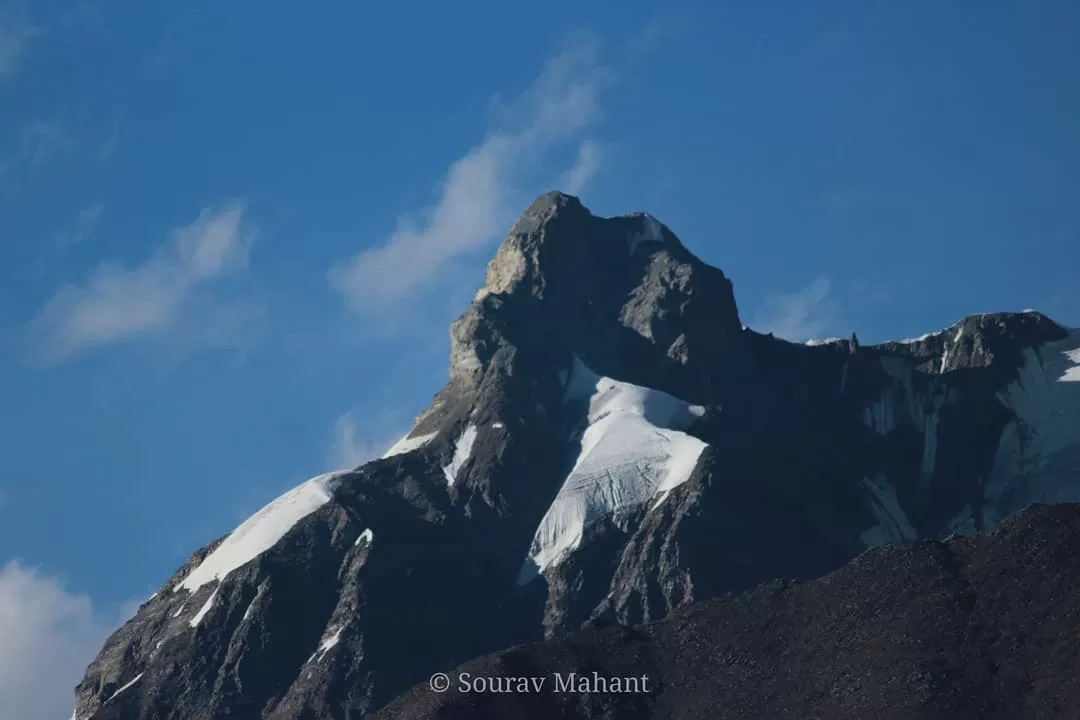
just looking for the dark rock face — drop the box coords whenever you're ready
[374,503,1080,720]
[452,192,746,401]
[73,193,1080,720]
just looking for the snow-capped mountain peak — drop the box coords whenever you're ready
[74,193,1080,720]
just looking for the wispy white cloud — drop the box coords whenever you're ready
[31,203,105,279]
[55,202,103,251]
[17,120,74,166]
[753,277,841,342]
[0,5,39,81]
[327,38,610,312]
[559,139,602,196]
[0,561,120,720]
[99,113,121,161]
[65,203,103,246]
[28,202,253,362]
[328,412,404,470]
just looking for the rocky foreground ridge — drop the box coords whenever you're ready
[74,192,1080,719]
[376,503,1080,720]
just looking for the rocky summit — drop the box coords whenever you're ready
[73,192,1080,720]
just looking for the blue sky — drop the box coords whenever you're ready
[1,1,1078,716]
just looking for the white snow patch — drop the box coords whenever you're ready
[1060,346,1080,382]
[175,472,346,593]
[382,431,438,459]
[860,474,917,546]
[105,673,144,704]
[492,421,504,429]
[651,432,709,509]
[805,337,844,346]
[307,627,343,664]
[895,330,946,344]
[442,424,478,487]
[355,527,374,547]
[518,357,708,583]
[940,326,964,374]
[189,589,218,628]
[171,602,187,618]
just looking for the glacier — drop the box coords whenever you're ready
[518,358,707,584]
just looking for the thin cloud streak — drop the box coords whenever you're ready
[0,5,39,80]
[327,38,610,312]
[559,139,602,196]
[329,412,404,470]
[753,277,841,342]
[27,202,252,363]
[17,120,74,166]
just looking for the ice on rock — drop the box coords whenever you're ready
[518,358,708,583]
[105,673,144,704]
[307,627,343,664]
[862,356,927,436]
[860,473,917,546]
[189,589,217,628]
[896,330,946,344]
[862,357,947,486]
[355,527,374,547]
[175,472,346,593]
[858,328,1080,539]
[628,214,664,254]
[940,326,965,374]
[1061,344,1080,382]
[242,598,257,623]
[983,330,1080,524]
[442,424,477,487]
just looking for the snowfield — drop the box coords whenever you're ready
[518,358,708,583]
[175,472,346,593]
